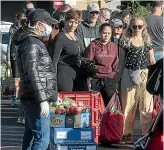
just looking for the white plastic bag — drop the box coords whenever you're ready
[104,91,122,113]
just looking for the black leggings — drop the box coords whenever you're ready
[91,78,117,106]
[10,57,19,78]
[57,65,88,92]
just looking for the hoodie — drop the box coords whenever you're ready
[86,39,119,78]
[76,20,101,54]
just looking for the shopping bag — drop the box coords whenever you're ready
[100,91,124,143]
[152,95,162,120]
[1,66,15,98]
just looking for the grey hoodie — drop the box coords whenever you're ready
[76,20,101,54]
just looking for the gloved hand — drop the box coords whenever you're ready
[40,101,49,117]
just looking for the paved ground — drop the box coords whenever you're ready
[1,99,142,150]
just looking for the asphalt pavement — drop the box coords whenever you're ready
[1,99,142,150]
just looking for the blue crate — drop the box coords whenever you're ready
[51,128,94,144]
[49,143,97,150]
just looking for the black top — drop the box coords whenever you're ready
[119,36,153,70]
[52,32,79,70]
[111,35,126,81]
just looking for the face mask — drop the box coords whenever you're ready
[38,22,52,37]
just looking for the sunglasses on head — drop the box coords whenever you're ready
[90,11,99,15]
[132,25,144,30]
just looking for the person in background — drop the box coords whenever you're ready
[145,1,164,61]
[23,1,35,16]
[110,18,125,103]
[76,3,101,54]
[7,12,26,106]
[99,8,111,23]
[121,11,130,33]
[86,23,119,106]
[119,16,156,144]
[47,4,72,59]
[110,10,121,20]
[110,18,123,45]
[52,9,88,91]
[52,4,72,32]
[14,9,58,149]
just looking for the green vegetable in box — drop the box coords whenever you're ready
[62,97,78,108]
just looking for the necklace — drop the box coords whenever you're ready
[68,32,77,41]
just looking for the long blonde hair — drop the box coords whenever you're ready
[126,15,152,45]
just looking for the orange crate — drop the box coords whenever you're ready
[59,91,105,143]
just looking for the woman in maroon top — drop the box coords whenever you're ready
[86,23,119,106]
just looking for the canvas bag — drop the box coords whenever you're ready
[100,91,124,143]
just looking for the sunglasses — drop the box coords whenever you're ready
[132,25,144,30]
[90,11,99,15]
[115,25,123,29]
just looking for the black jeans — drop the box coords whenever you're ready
[91,77,117,106]
[57,65,88,92]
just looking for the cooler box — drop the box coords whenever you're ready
[49,143,97,150]
[51,128,94,144]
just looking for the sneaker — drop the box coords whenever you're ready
[16,97,20,103]
[17,116,23,124]
[11,96,17,105]
[124,134,134,145]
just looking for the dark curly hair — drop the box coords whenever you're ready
[65,9,82,22]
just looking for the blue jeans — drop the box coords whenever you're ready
[154,51,163,62]
[22,102,50,150]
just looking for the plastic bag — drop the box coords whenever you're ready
[100,91,124,143]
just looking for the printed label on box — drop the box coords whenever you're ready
[80,113,90,128]
[86,145,97,150]
[81,131,92,140]
[58,146,68,150]
[50,112,65,128]
[56,131,67,139]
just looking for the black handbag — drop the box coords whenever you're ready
[76,42,97,78]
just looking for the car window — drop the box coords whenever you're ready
[1,32,9,44]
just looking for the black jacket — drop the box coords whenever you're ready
[14,28,57,103]
[7,23,21,61]
[146,58,163,99]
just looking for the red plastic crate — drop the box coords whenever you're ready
[59,91,105,143]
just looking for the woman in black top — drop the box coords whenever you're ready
[119,16,156,144]
[52,9,87,91]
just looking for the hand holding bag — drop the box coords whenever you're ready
[76,41,97,78]
[100,91,124,143]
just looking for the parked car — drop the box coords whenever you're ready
[0,21,13,78]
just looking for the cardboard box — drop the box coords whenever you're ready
[65,115,74,128]
[50,112,65,128]
[52,128,94,144]
[55,143,97,150]
[74,113,90,128]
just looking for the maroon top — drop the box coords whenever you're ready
[87,39,119,78]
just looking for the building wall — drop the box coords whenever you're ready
[66,0,109,10]
[1,1,109,23]
[1,1,52,23]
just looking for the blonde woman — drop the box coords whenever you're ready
[119,16,156,144]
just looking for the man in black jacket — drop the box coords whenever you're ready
[14,9,58,150]
[7,12,26,106]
